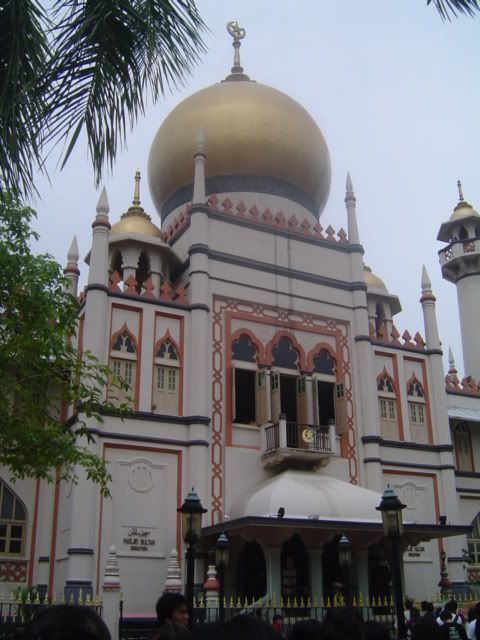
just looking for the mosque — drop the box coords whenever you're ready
[1,24,480,612]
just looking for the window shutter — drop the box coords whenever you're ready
[271,371,281,422]
[256,369,268,425]
[231,365,236,423]
[296,375,308,425]
[335,382,348,434]
[312,380,319,426]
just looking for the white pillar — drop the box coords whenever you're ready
[164,548,183,594]
[64,236,80,297]
[102,545,122,640]
[457,274,480,380]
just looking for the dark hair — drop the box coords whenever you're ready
[21,605,110,640]
[156,593,188,625]
[447,600,458,613]
[362,621,390,640]
[272,615,283,623]
[321,607,364,640]
[287,619,322,640]
[421,601,434,613]
[440,609,452,622]
[405,598,414,610]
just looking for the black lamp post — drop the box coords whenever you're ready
[177,488,207,629]
[215,531,230,623]
[338,534,352,606]
[376,486,406,639]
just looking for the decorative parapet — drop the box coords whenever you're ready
[103,545,121,591]
[0,560,27,582]
[163,548,182,594]
[370,324,426,351]
[163,195,349,246]
[445,373,480,396]
[108,272,187,304]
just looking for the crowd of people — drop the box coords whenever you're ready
[18,593,480,640]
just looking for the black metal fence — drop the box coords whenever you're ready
[0,599,102,640]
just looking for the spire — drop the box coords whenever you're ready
[224,21,250,81]
[453,178,474,213]
[344,171,359,244]
[121,171,152,221]
[193,129,206,204]
[63,235,80,296]
[448,346,457,376]
[457,179,464,202]
[421,265,432,292]
[67,235,79,265]
[96,187,109,216]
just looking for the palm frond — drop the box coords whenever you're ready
[427,0,479,20]
[0,0,50,198]
[44,0,207,183]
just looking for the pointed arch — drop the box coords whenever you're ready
[307,342,337,374]
[0,479,27,556]
[265,330,306,370]
[459,226,468,240]
[377,367,395,393]
[154,330,181,362]
[135,251,151,294]
[406,373,424,398]
[110,323,138,353]
[231,328,265,364]
[111,250,124,280]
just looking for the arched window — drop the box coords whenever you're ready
[459,226,468,240]
[135,252,150,294]
[153,337,180,415]
[0,481,27,556]
[313,349,335,375]
[111,251,124,282]
[375,303,386,337]
[377,370,399,440]
[109,327,137,408]
[453,421,473,472]
[272,337,299,370]
[232,335,257,363]
[311,348,344,431]
[407,375,427,443]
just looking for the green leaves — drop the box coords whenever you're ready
[427,0,479,19]
[0,195,129,495]
[0,0,206,199]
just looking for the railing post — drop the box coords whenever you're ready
[102,545,121,640]
[260,424,267,453]
[328,420,336,453]
[203,565,219,622]
[279,414,287,449]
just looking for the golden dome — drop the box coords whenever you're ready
[364,266,387,291]
[148,80,331,219]
[111,171,162,238]
[450,180,479,221]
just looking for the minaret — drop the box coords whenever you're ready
[420,265,441,351]
[345,173,383,491]
[438,181,480,379]
[63,236,80,296]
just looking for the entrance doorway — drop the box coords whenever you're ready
[281,534,309,601]
[237,541,267,602]
[368,544,391,601]
[322,537,343,602]
[317,381,335,425]
[280,375,297,422]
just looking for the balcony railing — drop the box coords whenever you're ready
[262,415,337,468]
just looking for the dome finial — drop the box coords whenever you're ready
[133,170,141,206]
[225,21,250,81]
[457,179,464,202]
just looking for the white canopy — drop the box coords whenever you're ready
[230,469,383,523]
[448,406,480,422]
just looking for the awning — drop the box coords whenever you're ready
[448,406,480,422]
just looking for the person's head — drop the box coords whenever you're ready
[420,601,434,615]
[362,621,390,640]
[193,617,278,640]
[287,619,322,640]
[440,609,453,624]
[321,607,364,640]
[21,605,110,640]
[156,593,189,627]
[447,599,458,614]
[405,598,414,611]
[272,615,283,624]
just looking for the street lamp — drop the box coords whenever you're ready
[178,488,207,629]
[215,531,230,623]
[376,486,406,639]
[338,534,352,606]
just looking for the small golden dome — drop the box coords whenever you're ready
[450,180,479,221]
[148,80,331,219]
[364,265,387,291]
[111,171,162,238]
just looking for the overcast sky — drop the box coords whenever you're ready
[31,0,479,376]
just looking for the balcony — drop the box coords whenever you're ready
[261,414,337,469]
